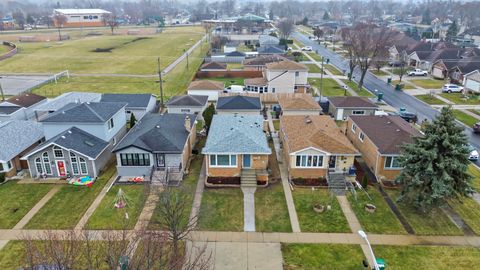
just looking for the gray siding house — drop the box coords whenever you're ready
[101,93,157,121]
[328,96,378,121]
[216,95,262,115]
[166,95,208,120]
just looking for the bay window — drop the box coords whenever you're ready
[295,154,324,168]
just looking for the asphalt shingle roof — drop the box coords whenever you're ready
[113,113,196,153]
[266,59,308,71]
[201,61,227,70]
[35,92,101,112]
[187,80,225,91]
[0,120,44,162]
[166,95,208,107]
[203,115,271,154]
[101,94,154,109]
[328,96,378,109]
[244,55,287,66]
[216,95,261,110]
[41,102,126,123]
[0,105,22,115]
[7,93,46,108]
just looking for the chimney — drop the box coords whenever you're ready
[184,116,191,132]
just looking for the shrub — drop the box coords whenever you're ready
[0,172,5,183]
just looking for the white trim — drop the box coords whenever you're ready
[294,154,325,168]
[359,132,365,142]
[384,155,402,170]
[209,154,238,168]
[79,157,88,175]
[290,147,330,156]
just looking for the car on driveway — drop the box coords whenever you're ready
[301,46,313,51]
[442,84,464,93]
[468,145,479,161]
[407,69,428,76]
[473,122,480,133]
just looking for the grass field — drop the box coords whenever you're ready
[415,94,447,105]
[341,79,375,97]
[0,241,26,269]
[197,187,244,231]
[439,93,480,105]
[468,165,480,192]
[0,26,203,74]
[306,64,322,73]
[449,197,480,235]
[292,189,350,233]
[306,52,322,61]
[410,78,446,89]
[0,44,12,54]
[24,163,116,229]
[227,63,243,70]
[308,78,350,97]
[255,182,292,232]
[452,109,478,127]
[282,243,365,270]
[324,64,343,76]
[0,182,53,229]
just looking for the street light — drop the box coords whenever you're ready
[358,230,380,270]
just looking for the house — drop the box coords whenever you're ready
[166,95,209,119]
[202,114,271,186]
[223,42,239,53]
[461,26,480,46]
[211,51,246,63]
[257,45,285,55]
[200,61,227,71]
[243,55,287,71]
[346,115,422,184]
[265,60,309,93]
[112,113,196,184]
[446,58,480,84]
[328,96,378,120]
[187,80,225,102]
[34,92,101,121]
[279,115,359,181]
[100,93,157,120]
[277,93,321,116]
[259,34,280,47]
[0,93,47,120]
[464,70,480,93]
[216,95,262,115]
[22,101,127,179]
[0,121,44,177]
[53,9,111,27]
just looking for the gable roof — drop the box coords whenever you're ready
[280,115,358,155]
[465,70,480,82]
[202,115,271,154]
[7,93,46,108]
[41,102,126,123]
[201,61,227,70]
[266,59,308,71]
[35,92,102,112]
[328,96,378,109]
[349,115,422,155]
[245,77,268,86]
[100,94,155,109]
[225,51,246,57]
[216,95,261,110]
[0,105,22,115]
[0,121,44,162]
[259,34,280,46]
[24,127,108,160]
[187,80,225,91]
[278,93,321,111]
[166,95,208,107]
[244,55,287,66]
[258,45,285,54]
[453,58,480,74]
[113,113,196,153]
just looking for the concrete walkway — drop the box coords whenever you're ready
[0,240,8,251]
[190,160,206,228]
[241,187,256,232]
[134,186,162,230]
[74,174,117,230]
[12,185,61,229]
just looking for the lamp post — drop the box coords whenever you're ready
[358,230,379,270]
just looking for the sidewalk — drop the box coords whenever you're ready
[190,160,206,228]
[13,185,61,229]
[134,186,162,230]
[241,187,256,232]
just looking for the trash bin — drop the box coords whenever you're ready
[375,258,386,270]
[399,107,406,112]
[387,77,392,84]
[395,84,401,91]
[377,92,384,101]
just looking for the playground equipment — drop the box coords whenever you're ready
[68,176,94,187]
[114,188,130,209]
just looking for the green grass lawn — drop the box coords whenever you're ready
[306,52,322,62]
[341,79,375,97]
[372,245,480,270]
[468,109,480,116]
[227,63,243,70]
[468,165,480,192]
[392,80,415,90]
[410,78,446,89]
[370,69,389,76]
[306,64,322,73]
[282,243,365,270]
[449,197,480,235]
[0,44,12,54]
[85,184,147,229]
[205,77,244,87]
[0,26,203,74]
[197,188,244,231]
[0,241,26,269]
[385,190,463,235]
[452,110,478,127]
[24,163,116,229]
[308,78,351,97]
[324,64,343,76]
[415,94,447,105]
[255,182,292,232]
[347,188,406,234]
[439,93,480,105]
[0,182,53,229]
[292,189,350,233]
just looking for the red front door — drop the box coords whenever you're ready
[57,161,66,177]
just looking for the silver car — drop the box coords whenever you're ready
[442,84,464,93]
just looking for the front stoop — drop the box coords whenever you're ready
[241,169,257,187]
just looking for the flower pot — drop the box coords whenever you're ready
[365,203,376,213]
[313,203,325,213]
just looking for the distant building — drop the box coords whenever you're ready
[53,9,111,28]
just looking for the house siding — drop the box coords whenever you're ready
[329,105,377,120]
[187,90,221,102]
[206,153,268,177]
[167,105,207,120]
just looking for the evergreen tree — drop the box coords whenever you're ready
[302,16,308,26]
[202,103,215,133]
[323,11,330,21]
[447,21,458,41]
[129,113,137,129]
[397,107,473,212]
[421,9,431,25]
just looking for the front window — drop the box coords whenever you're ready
[385,156,402,169]
[120,153,151,166]
[42,152,52,175]
[352,110,365,115]
[181,109,191,113]
[210,154,237,167]
[70,153,79,175]
[53,146,63,158]
[108,118,114,130]
[79,158,88,174]
[295,154,324,168]
[295,71,299,77]
[35,158,43,174]
[351,123,357,133]
[359,132,365,142]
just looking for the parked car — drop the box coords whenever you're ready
[389,111,418,123]
[225,85,244,93]
[301,46,313,51]
[442,84,464,93]
[407,69,428,76]
[472,122,480,133]
[388,60,402,67]
[468,145,479,161]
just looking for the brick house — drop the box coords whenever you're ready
[277,93,321,116]
[328,96,378,121]
[346,115,422,184]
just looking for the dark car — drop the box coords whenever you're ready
[473,122,480,133]
[389,111,418,123]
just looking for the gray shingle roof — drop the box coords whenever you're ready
[216,96,261,110]
[41,102,126,123]
[25,127,109,159]
[202,115,271,154]
[100,94,155,109]
[0,121,44,162]
[113,113,196,154]
[0,105,22,115]
[166,95,208,107]
[35,92,102,112]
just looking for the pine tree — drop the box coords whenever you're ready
[323,11,330,21]
[447,21,458,41]
[129,113,137,129]
[397,107,473,212]
[202,103,215,133]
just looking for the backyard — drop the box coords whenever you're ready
[308,78,351,97]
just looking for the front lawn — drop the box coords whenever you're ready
[197,187,244,231]
[385,190,463,235]
[308,78,351,97]
[468,165,480,192]
[0,241,26,269]
[292,188,350,233]
[341,79,375,97]
[410,78,446,89]
[347,188,406,234]
[307,52,322,62]
[372,245,480,270]
[324,64,343,76]
[282,243,365,270]
[392,80,415,90]
[24,163,116,229]
[255,182,292,232]
[439,93,480,105]
[449,197,480,235]
[306,64,322,73]
[85,185,147,229]
[415,94,447,105]
[452,110,478,127]
[370,69,389,76]
[0,182,53,229]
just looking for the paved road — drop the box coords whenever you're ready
[293,31,480,164]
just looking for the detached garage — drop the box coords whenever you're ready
[187,80,225,102]
[464,70,480,93]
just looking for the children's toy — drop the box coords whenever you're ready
[128,176,144,183]
[68,176,94,187]
[114,188,130,209]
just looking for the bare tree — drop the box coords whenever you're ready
[102,13,119,35]
[396,52,409,84]
[276,18,294,40]
[53,14,67,41]
[313,28,324,44]
[339,27,357,81]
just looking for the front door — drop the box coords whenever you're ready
[243,154,251,168]
[328,156,336,171]
[56,160,66,177]
[156,154,165,167]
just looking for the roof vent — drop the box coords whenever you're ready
[61,135,66,139]
[86,102,90,105]
[387,121,391,124]
[67,130,72,134]
[396,129,401,132]
[156,125,160,129]
[85,140,94,147]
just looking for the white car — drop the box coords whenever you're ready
[407,69,428,76]
[468,145,479,161]
[224,85,244,93]
[442,84,464,93]
[301,46,313,51]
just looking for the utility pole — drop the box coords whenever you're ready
[157,57,164,109]
[0,76,5,101]
[184,49,189,70]
[319,57,324,98]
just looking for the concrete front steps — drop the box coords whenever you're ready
[328,172,347,195]
[241,169,257,187]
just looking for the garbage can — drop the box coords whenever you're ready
[387,77,392,84]
[399,107,406,112]
[395,84,401,91]
[377,92,384,101]
[375,258,386,270]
